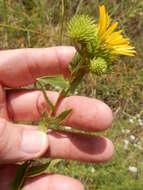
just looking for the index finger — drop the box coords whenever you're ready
[0,46,75,88]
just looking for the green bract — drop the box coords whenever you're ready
[68,15,108,77]
[68,15,97,44]
[90,57,107,75]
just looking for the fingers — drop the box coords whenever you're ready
[0,132,113,189]
[8,90,113,131]
[0,117,113,164]
[0,165,16,190]
[24,174,84,190]
[0,165,84,190]
[0,46,75,88]
[0,84,9,119]
[46,131,114,163]
[0,118,48,164]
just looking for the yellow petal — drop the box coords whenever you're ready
[98,5,108,35]
[97,5,136,57]
[113,45,136,56]
[103,22,118,39]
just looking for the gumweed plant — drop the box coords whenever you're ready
[11,5,135,190]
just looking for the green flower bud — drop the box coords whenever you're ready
[68,15,97,44]
[90,57,107,75]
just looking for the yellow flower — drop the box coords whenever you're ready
[97,5,136,56]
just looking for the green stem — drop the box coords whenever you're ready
[51,89,66,116]
[38,81,55,115]
[66,72,84,95]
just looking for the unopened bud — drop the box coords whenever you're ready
[90,57,107,75]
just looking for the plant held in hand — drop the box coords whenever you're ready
[11,5,135,190]
[68,5,135,77]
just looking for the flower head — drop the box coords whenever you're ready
[67,5,136,76]
[90,57,107,75]
[97,5,136,56]
[68,15,97,44]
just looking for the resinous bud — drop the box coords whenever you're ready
[90,57,107,75]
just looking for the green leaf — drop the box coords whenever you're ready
[46,109,72,126]
[37,75,69,89]
[54,109,72,124]
[38,109,72,132]
[11,161,31,190]
[27,159,62,177]
[27,160,51,177]
[37,80,55,114]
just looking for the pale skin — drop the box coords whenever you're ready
[0,46,114,190]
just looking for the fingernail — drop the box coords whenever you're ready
[21,130,48,155]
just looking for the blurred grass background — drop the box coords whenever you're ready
[0,0,143,189]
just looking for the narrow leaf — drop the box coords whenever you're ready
[43,109,72,126]
[27,160,51,177]
[37,81,54,114]
[37,75,69,89]
[54,109,72,124]
[11,161,31,190]
[27,159,62,177]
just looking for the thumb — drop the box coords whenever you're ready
[0,118,48,164]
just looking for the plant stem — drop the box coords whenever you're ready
[38,81,55,115]
[51,89,65,116]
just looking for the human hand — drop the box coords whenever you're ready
[0,47,114,190]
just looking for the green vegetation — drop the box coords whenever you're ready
[0,0,143,189]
